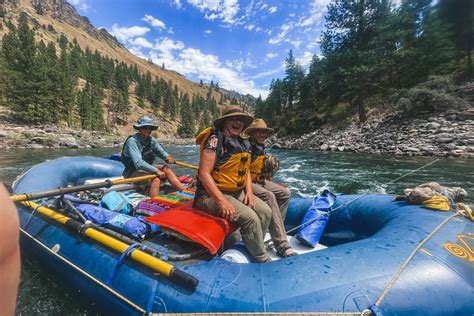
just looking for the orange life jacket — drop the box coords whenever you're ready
[196,128,251,192]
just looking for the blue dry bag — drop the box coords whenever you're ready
[75,204,154,239]
[295,190,336,248]
[100,191,135,215]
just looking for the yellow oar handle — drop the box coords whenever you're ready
[20,201,199,289]
[174,161,199,170]
[110,174,156,185]
[10,174,157,202]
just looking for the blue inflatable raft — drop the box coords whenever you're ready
[13,157,473,315]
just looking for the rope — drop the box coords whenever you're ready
[19,227,146,314]
[23,200,44,230]
[381,159,439,187]
[106,242,141,285]
[371,211,461,313]
[286,158,440,235]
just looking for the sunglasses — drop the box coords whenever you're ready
[228,116,246,122]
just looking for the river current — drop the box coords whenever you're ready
[0,146,472,315]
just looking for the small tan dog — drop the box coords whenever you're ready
[403,182,467,204]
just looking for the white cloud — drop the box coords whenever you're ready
[296,51,313,67]
[128,46,147,59]
[245,24,255,31]
[250,67,282,80]
[288,39,302,48]
[204,29,212,34]
[129,37,154,49]
[152,37,185,63]
[172,0,183,9]
[142,14,166,29]
[187,0,240,25]
[268,6,277,14]
[109,24,150,42]
[268,23,292,45]
[264,52,278,62]
[297,0,330,27]
[68,0,89,12]
[145,37,265,97]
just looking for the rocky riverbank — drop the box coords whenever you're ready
[0,116,193,150]
[269,109,474,158]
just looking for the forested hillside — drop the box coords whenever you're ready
[257,0,472,135]
[0,0,254,137]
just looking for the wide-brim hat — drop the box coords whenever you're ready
[213,105,254,131]
[133,116,158,130]
[243,118,274,136]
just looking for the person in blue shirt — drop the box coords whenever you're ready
[121,116,185,197]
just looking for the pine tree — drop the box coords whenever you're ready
[149,80,161,110]
[2,13,43,122]
[283,49,303,109]
[438,0,472,73]
[58,41,76,126]
[171,84,179,116]
[178,94,194,136]
[108,74,129,126]
[135,74,146,108]
[321,0,391,123]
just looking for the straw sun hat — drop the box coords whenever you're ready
[213,105,254,131]
[243,118,274,136]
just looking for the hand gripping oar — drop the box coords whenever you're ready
[174,161,199,171]
[19,200,199,290]
[10,174,157,203]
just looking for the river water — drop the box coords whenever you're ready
[0,146,472,315]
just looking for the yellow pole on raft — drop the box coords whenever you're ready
[10,174,157,203]
[20,201,198,289]
[174,161,199,171]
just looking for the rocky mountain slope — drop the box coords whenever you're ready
[0,0,254,138]
[1,0,220,102]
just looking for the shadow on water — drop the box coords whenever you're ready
[1,146,472,314]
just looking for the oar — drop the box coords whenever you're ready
[10,174,157,202]
[20,200,199,290]
[174,161,199,171]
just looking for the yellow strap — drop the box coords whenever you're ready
[457,203,474,222]
[422,196,450,211]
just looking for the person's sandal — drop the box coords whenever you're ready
[276,247,298,258]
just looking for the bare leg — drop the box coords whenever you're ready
[0,184,20,315]
[162,166,186,191]
[149,178,161,198]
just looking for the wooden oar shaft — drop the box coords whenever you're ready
[175,161,199,170]
[21,201,198,289]
[10,174,157,202]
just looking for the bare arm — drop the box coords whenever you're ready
[198,149,236,220]
[0,184,20,316]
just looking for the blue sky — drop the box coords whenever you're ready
[67,0,333,97]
